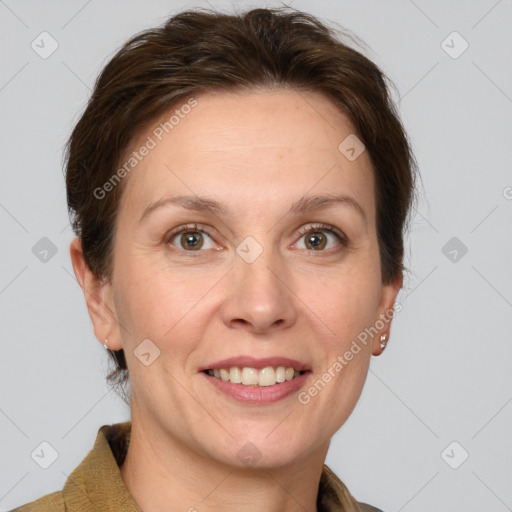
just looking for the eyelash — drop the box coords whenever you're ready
[165,222,348,253]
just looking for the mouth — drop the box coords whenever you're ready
[202,366,310,387]
[200,366,312,404]
[198,356,312,403]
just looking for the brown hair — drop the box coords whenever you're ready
[65,2,417,455]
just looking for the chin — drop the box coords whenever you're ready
[206,427,315,470]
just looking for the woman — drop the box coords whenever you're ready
[13,6,417,512]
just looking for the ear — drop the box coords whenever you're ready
[69,237,123,351]
[372,272,403,356]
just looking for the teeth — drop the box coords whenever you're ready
[229,367,242,383]
[207,366,304,386]
[258,367,275,387]
[241,367,259,385]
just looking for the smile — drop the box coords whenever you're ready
[201,366,312,404]
[203,366,306,387]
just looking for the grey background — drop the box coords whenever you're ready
[1,0,511,510]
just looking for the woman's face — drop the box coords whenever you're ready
[82,88,401,468]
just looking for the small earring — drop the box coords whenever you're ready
[104,338,108,350]
[379,334,387,350]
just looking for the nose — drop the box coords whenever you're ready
[220,246,298,334]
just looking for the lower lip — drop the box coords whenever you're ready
[201,371,311,404]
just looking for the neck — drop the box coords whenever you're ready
[120,409,328,512]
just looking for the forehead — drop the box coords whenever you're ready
[119,88,376,221]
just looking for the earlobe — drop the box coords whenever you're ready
[69,238,123,351]
[372,272,403,356]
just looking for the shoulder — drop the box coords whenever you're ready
[358,502,385,512]
[8,491,65,511]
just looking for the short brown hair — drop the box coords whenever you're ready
[65,6,417,401]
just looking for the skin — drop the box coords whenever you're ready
[71,87,402,512]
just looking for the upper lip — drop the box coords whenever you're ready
[199,356,311,372]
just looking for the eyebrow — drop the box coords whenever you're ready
[139,193,367,225]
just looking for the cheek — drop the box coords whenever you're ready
[114,255,220,347]
[303,269,380,347]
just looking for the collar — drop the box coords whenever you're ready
[62,422,141,511]
[61,421,345,511]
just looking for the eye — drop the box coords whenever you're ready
[295,223,348,251]
[166,223,217,251]
[165,222,347,253]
